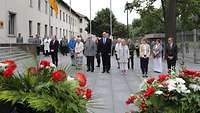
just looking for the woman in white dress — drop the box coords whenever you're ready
[117,39,130,75]
[75,37,84,68]
[115,38,121,69]
[152,39,162,73]
[44,37,51,56]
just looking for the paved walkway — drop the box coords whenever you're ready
[16,54,200,113]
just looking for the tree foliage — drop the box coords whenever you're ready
[86,8,130,38]
[129,0,200,38]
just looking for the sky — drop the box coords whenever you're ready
[63,0,161,24]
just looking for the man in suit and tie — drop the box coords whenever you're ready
[50,36,60,67]
[99,32,112,73]
[165,37,178,71]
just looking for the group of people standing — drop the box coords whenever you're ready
[30,32,178,78]
[113,36,177,77]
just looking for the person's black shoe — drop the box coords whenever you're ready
[96,65,100,67]
[102,71,105,73]
[87,69,90,72]
[91,70,94,72]
[107,71,110,73]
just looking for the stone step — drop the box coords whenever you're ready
[0,53,33,61]
[0,47,33,62]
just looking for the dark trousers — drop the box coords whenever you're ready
[96,54,101,66]
[128,55,134,69]
[167,59,176,70]
[44,50,49,56]
[102,54,111,72]
[87,56,94,71]
[140,57,149,74]
[136,49,139,57]
[36,46,40,56]
[51,52,58,66]
[115,54,120,68]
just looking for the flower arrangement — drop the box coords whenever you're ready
[126,69,200,113]
[0,60,92,113]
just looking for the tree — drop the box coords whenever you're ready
[86,8,117,37]
[130,0,177,41]
[131,8,164,37]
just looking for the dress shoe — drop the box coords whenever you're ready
[107,71,110,73]
[102,71,105,73]
[87,69,90,72]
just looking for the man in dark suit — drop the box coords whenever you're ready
[50,36,59,67]
[165,37,178,71]
[99,32,112,73]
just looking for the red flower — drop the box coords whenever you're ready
[1,60,17,70]
[52,70,67,82]
[3,67,14,77]
[145,77,156,84]
[181,70,200,77]
[86,89,92,100]
[140,101,146,111]
[158,74,169,82]
[76,87,86,96]
[143,87,156,97]
[40,60,50,67]
[75,72,87,87]
[27,67,38,75]
[126,96,135,105]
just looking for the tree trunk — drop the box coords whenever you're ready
[166,0,177,40]
[161,0,177,43]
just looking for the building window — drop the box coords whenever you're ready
[66,30,68,37]
[29,20,32,37]
[37,23,41,36]
[50,8,53,16]
[8,12,16,35]
[56,27,58,36]
[29,0,33,7]
[80,28,83,33]
[50,26,53,36]
[80,19,83,23]
[63,29,65,37]
[69,16,70,24]
[38,0,41,11]
[63,12,65,22]
[45,25,48,36]
[60,10,62,20]
[66,14,68,23]
[45,0,48,14]
[60,28,62,38]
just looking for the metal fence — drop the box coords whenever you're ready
[176,29,200,64]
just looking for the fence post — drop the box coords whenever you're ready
[181,31,184,59]
[193,29,197,64]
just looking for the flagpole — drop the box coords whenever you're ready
[49,3,51,37]
[69,0,72,38]
[89,0,92,35]
[110,0,112,37]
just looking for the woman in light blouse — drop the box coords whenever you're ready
[152,39,162,73]
[139,38,150,77]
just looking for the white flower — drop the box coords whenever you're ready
[166,78,190,94]
[67,76,75,81]
[175,78,185,84]
[155,91,163,95]
[50,63,56,68]
[189,84,200,92]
